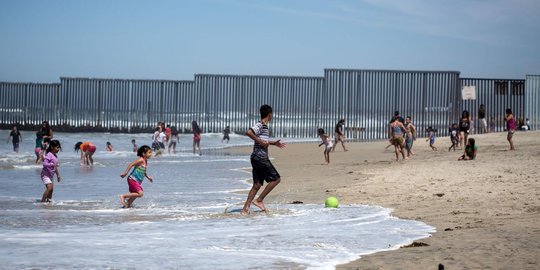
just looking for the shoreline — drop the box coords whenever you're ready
[228,131,540,269]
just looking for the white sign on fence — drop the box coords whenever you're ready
[462,85,476,100]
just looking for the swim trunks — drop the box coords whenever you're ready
[250,155,280,185]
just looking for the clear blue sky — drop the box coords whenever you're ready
[1,0,539,83]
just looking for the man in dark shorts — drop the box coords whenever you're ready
[241,104,286,215]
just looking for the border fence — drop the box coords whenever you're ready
[1,69,538,140]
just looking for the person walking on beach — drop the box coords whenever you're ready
[478,104,488,133]
[74,141,96,166]
[332,119,347,152]
[504,108,516,150]
[404,116,417,158]
[192,120,202,155]
[458,138,477,160]
[384,111,404,150]
[388,116,406,161]
[242,104,286,215]
[6,125,22,153]
[426,127,438,151]
[119,145,154,208]
[448,123,460,152]
[317,128,333,164]
[459,110,471,148]
[40,140,62,203]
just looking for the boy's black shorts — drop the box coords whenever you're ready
[250,155,280,185]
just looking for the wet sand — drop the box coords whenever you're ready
[229,130,540,269]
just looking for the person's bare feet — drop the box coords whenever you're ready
[241,208,250,215]
[119,195,128,208]
[252,200,267,212]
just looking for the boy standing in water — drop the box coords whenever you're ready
[242,105,286,215]
[7,125,22,153]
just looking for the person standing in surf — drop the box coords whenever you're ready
[119,145,154,208]
[6,125,22,153]
[40,140,62,202]
[241,104,286,215]
[192,120,202,155]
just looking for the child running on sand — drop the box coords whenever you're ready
[40,140,62,202]
[317,128,333,164]
[242,104,286,215]
[119,145,153,208]
[448,123,460,152]
[458,138,477,160]
[426,127,438,151]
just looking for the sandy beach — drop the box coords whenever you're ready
[229,130,540,269]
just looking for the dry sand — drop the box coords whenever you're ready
[229,130,540,270]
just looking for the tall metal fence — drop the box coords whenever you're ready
[323,69,460,140]
[460,78,526,133]
[59,78,196,132]
[192,74,324,137]
[525,75,540,131]
[1,69,538,140]
[0,82,61,125]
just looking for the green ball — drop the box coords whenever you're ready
[325,196,339,208]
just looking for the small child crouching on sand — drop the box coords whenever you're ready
[458,138,477,161]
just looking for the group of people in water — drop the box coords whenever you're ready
[7,120,207,205]
[150,120,205,156]
[7,106,282,213]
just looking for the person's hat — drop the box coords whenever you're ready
[394,111,399,116]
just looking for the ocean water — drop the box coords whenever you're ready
[0,131,435,270]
